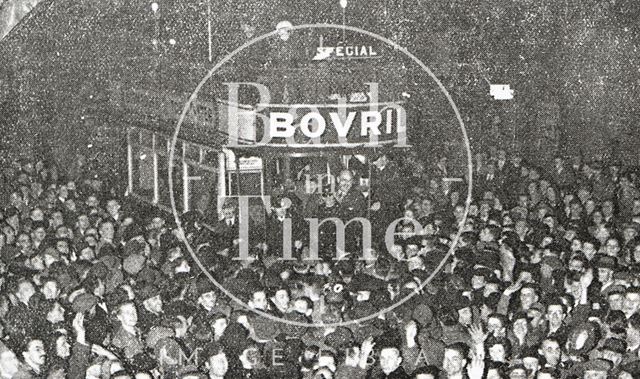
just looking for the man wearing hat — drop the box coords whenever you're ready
[376,345,410,379]
[580,358,611,379]
[624,287,640,319]
[588,255,617,304]
[0,341,20,378]
[204,342,229,379]
[111,301,144,359]
[137,285,165,334]
[597,338,626,371]
[211,201,239,250]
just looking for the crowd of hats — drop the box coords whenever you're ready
[2,154,640,378]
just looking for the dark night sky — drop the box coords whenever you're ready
[1,0,640,174]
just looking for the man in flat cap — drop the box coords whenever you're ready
[580,358,611,379]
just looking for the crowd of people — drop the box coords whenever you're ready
[2,149,640,379]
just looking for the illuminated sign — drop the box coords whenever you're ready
[312,45,379,60]
[252,102,406,147]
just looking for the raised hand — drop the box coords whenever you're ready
[359,336,376,369]
[503,279,523,296]
[468,323,488,346]
[72,312,86,345]
[467,353,485,379]
[91,344,118,360]
[405,320,418,347]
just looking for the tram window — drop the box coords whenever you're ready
[187,165,217,216]
[184,143,200,163]
[226,172,262,197]
[132,145,154,200]
[129,129,140,146]
[202,149,218,168]
[140,129,153,147]
[156,154,184,211]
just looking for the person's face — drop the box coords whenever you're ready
[624,293,640,318]
[17,234,30,250]
[294,299,310,315]
[338,172,353,192]
[624,228,638,242]
[117,303,138,327]
[520,288,538,308]
[523,357,540,376]
[443,349,466,376]
[42,281,60,300]
[479,228,492,242]
[56,240,69,255]
[487,317,505,337]
[516,220,528,236]
[539,340,561,366]
[99,222,114,241]
[212,318,227,335]
[80,247,95,261]
[415,374,435,379]
[17,281,35,304]
[570,203,582,218]
[51,212,64,228]
[199,291,217,310]
[379,348,402,374]
[47,302,65,324]
[591,211,603,225]
[633,245,640,263]
[407,256,423,272]
[625,325,640,352]
[608,293,624,311]
[546,305,565,328]
[144,295,163,314]
[106,200,120,215]
[513,318,528,337]
[25,340,46,367]
[32,227,46,243]
[77,215,90,230]
[85,234,97,247]
[488,344,506,362]
[0,350,20,377]
[274,289,289,308]
[605,239,620,256]
[30,208,44,221]
[542,187,555,203]
[568,259,584,273]
[421,199,432,213]
[250,291,267,310]
[597,268,613,283]
[55,336,71,358]
[457,307,473,326]
[509,368,527,379]
[554,158,563,169]
[583,371,607,379]
[86,196,98,208]
[208,352,229,377]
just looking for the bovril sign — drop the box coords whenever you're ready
[255,102,407,147]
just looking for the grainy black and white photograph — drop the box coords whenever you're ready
[1,0,640,378]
